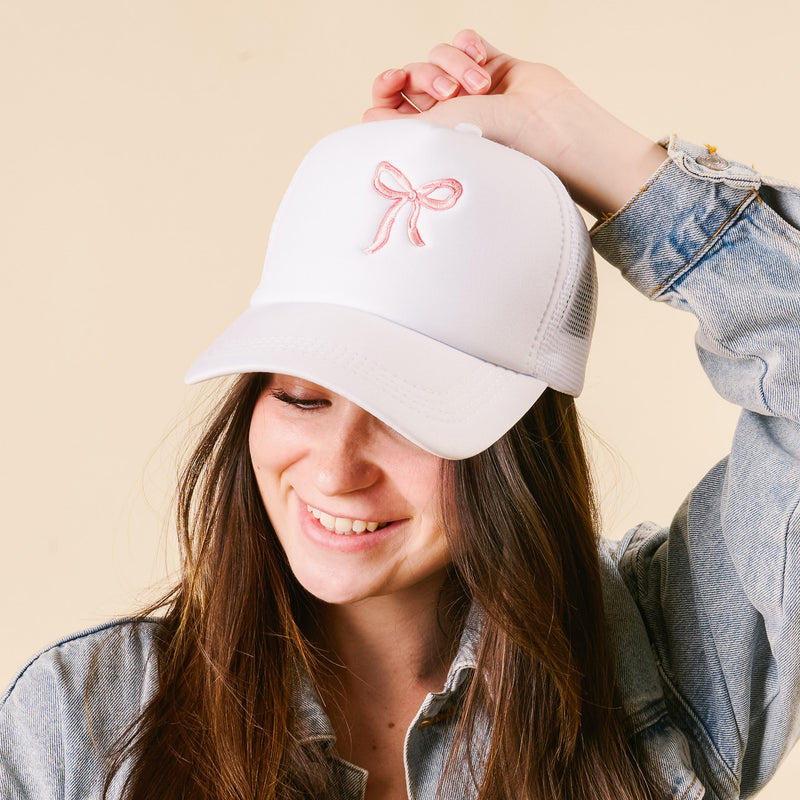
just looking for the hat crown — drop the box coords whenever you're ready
[186,120,596,457]
[252,120,594,393]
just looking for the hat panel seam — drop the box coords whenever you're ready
[525,171,569,375]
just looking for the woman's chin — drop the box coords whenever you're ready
[291,566,380,606]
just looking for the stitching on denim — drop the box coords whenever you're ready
[597,159,674,227]
[646,184,779,411]
[781,497,800,610]
[678,775,700,800]
[755,192,800,247]
[619,521,664,599]
[620,524,739,794]
[752,191,800,246]
[654,658,740,794]
[629,698,669,734]
[649,189,758,296]
[755,354,772,418]
[704,346,771,417]
[774,225,800,247]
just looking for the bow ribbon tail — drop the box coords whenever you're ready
[406,201,424,247]
[364,198,407,254]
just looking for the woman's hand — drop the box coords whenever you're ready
[364,30,666,219]
[364,30,577,165]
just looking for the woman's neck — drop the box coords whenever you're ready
[319,569,465,697]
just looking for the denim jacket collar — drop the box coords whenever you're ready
[294,601,483,747]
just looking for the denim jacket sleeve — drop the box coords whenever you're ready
[591,136,800,799]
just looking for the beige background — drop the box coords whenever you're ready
[2,0,798,794]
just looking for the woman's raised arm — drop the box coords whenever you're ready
[367,30,800,796]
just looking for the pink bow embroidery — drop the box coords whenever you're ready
[364,161,463,254]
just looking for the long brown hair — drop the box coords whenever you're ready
[441,390,658,798]
[99,375,659,799]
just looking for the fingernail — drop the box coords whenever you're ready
[382,68,402,81]
[465,44,486,64]
[464,68,490,91]
[433,75,458,98]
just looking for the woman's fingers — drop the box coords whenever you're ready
[372,62,463,106]
[450,29,503,65]
[369,68,408,108]
[425,30,505,94]
[364,68,416,120]
[366,61,464,122]
[373,56,490,107]
[363,30,500,123]
[427,43,492,94]
[363,105,419,122]
[400,62,467,109]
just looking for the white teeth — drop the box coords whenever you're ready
[306,504,386,535]
[319,511,335,530]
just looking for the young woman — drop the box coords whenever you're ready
[1,29,798,800]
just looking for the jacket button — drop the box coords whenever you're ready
[697,152,730,170]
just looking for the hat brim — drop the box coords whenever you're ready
[185,302,547,460]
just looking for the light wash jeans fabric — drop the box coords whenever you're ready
[2,137,799,800]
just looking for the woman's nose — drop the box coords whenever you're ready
[311,404,382,497]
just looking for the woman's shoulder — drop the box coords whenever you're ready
[1,618,162,748]
[1,620,162,797]
[3,617,161,705]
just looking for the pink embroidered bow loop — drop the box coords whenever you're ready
[364,161,463,254]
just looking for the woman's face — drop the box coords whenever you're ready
[249,374,451,606]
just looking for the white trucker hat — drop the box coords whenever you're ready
[186,119,596,459]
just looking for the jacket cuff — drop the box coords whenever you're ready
[590,135,762,299]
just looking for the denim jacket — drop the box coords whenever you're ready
[2,137,799,800]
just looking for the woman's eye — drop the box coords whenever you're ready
[268,388,329,411]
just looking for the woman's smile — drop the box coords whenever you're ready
[304,500,391,534]
[293,494,406,555]
[249,374,451,605]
